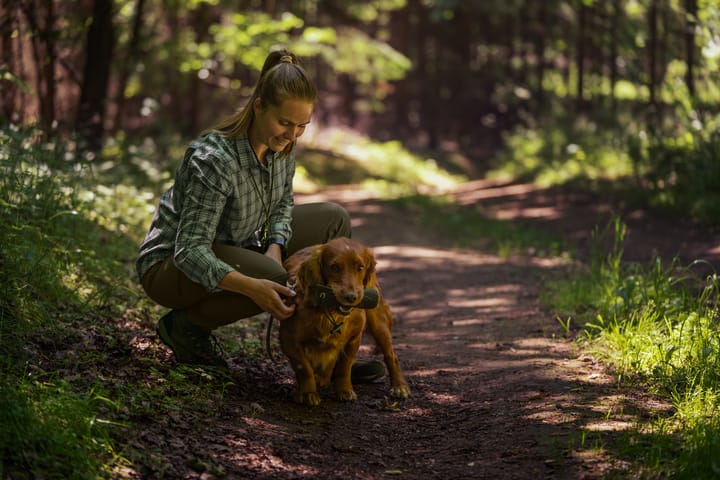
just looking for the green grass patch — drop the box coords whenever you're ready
[298,128,466,196]
[543,218,720,477]
[0,381,121,479]
[488,106,720,225]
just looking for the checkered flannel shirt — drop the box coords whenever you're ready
[136,132,295,291]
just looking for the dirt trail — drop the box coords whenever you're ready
[145,181,719,479]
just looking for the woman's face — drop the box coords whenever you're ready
[251,97,314,154]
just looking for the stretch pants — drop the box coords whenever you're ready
[140,202,351,330]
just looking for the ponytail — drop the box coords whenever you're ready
[205,48,317,158]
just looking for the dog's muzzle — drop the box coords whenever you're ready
[312,285,379,314]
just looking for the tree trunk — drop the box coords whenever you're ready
[20,0,56,129]
[648,0,658,107]
[42,0,55,128]
[609,0,620,112]
[576,0,586,110]
[684,0,697,97]
[1,0,17,122]
[534,2,547,111]
[113,0,146,132]
[76,0,115,152]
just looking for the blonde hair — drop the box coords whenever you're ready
[205,49,317,158]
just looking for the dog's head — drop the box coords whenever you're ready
[297,237,376,309]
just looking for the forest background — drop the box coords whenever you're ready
[2,0,720,478]
[5,0,720,212]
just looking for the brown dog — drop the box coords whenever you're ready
[280,237,410,406]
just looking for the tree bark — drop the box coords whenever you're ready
[1,0,17,122]
[648,0,658,107]
[20,0,57,128]
[113,0,145,132]
[684,0,697,97]
[76,0,114,152]
[609,0,620,112]
[576,0,586,110]
[534,2,547,111]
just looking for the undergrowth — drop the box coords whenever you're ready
[489,108,720,225]
[544,218,720,478]
[0,126,244,477]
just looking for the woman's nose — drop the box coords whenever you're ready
[285,126,303,140]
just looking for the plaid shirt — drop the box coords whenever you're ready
[136,132,295,291]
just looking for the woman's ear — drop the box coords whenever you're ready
[253,97,264,113]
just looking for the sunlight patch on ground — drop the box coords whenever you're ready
[374,245,502,264]
[585,420,635,431]
[410,367,467,377]
[447,296,514,309]
[493,206,564,221]
[424,392,462,405]
[452,180,538,205]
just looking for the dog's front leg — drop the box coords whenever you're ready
[293,356,322,406]
[282,344,321,406]
[333,333,361,402]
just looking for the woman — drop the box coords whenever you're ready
[136,48,384,382]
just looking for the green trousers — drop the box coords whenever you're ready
[140,202,351,329]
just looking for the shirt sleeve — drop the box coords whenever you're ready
[267,154,295,243]
[173,148,235,291]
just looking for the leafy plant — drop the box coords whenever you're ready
[544,217,720,476]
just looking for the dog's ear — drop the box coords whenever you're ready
[297,245,325,295]
[362,247,377,287]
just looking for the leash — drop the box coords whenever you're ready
[265,315,284,363]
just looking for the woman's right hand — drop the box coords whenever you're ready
[249,278,296,320]
[219,270,296,320]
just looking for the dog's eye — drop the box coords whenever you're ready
[357,265,364,272]
[330,263,341,273]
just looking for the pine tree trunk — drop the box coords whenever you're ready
[76,0,115,152]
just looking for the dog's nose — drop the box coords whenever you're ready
[343,292,359,304]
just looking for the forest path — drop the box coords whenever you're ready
[175,181,700,480]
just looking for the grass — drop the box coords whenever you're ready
[488,107,720,225]
[543,218,720,478]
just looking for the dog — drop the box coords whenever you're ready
[280,237,410,406]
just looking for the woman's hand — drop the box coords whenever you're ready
[219,270,295,320]
[248,278,296,320]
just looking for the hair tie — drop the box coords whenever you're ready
[279,55,293,64]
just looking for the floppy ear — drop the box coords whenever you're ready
[362,247,377,287]
[297,245,325,300]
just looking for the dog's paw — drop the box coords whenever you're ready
[335,389,357,402]
[390,384,411,399]
[295,391,321,406]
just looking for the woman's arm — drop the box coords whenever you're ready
[218,269,295,319]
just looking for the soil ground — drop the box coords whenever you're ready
[130,180,720,480]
